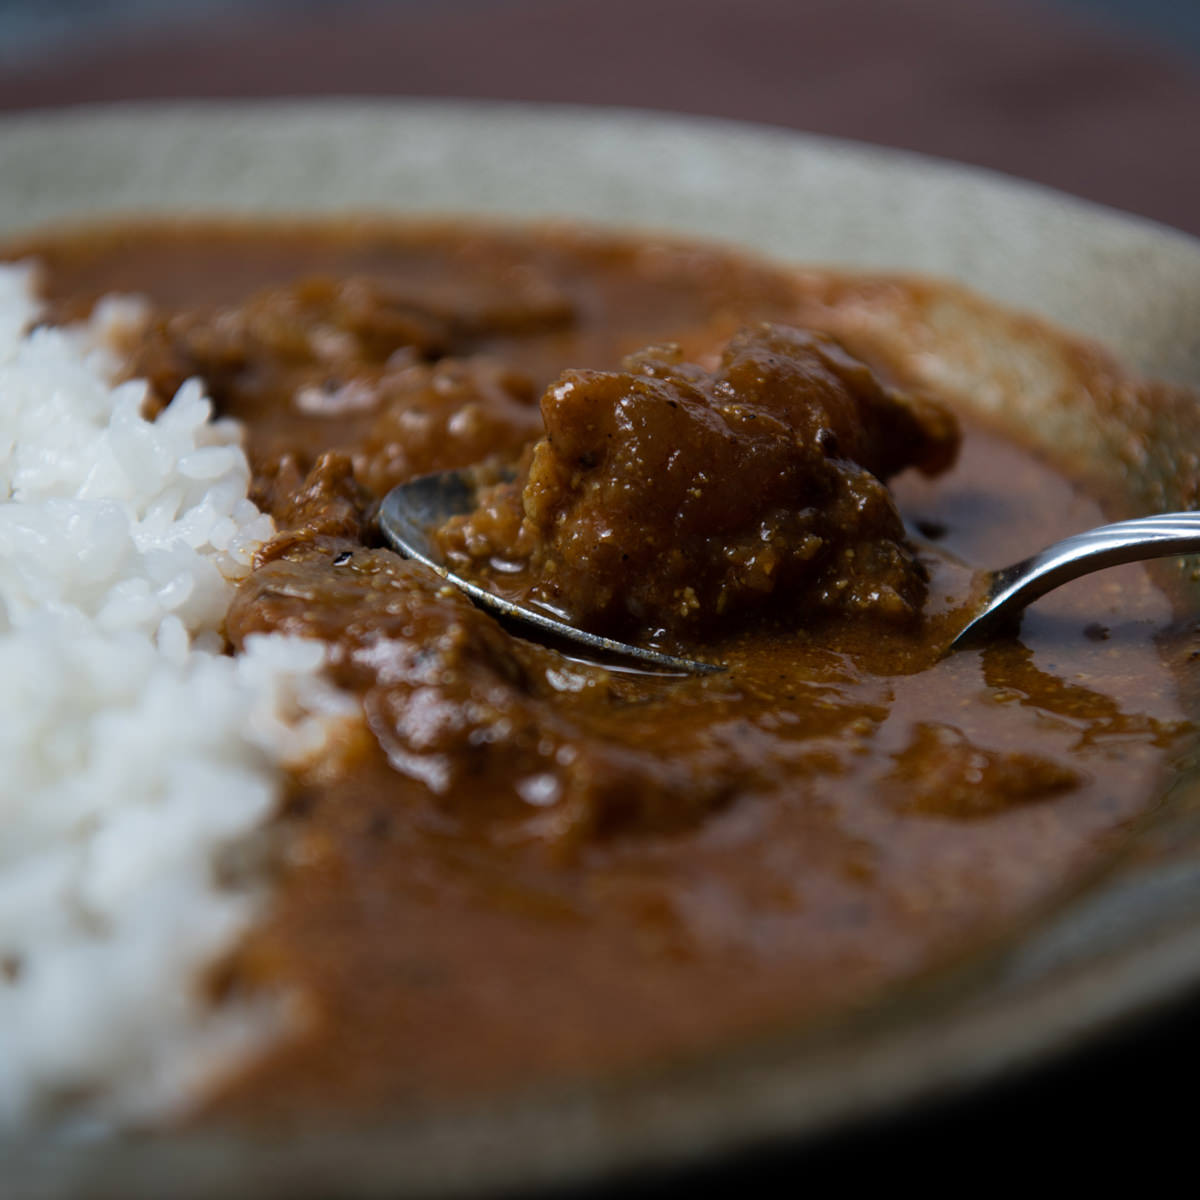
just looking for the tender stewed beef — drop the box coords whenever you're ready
[437,323,960,643]
[885,723,1083,818]
[122,273,559,489]
[228,536,772,846]
[127,270,575,399]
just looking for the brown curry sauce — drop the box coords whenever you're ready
[5,220,1193,1121]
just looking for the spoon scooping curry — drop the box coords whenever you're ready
[380,472,1200,672]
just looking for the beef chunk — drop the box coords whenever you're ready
[437,323,959,643]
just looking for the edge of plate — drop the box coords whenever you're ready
[1,97,1198,383]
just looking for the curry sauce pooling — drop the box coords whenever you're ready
[8,220,1197,1120]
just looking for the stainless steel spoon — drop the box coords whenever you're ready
[380,471,1200,672]
[945,510,1200,650]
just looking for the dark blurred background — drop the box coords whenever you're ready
[1,0,1199,235]
[1,0,1198,1189]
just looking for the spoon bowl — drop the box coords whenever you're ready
[378,469,723,675]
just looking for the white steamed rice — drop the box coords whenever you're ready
[0,263,355,1131]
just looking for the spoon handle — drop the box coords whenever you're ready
[949,511,1200,649]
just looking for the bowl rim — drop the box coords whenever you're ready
[2,95,1199,381]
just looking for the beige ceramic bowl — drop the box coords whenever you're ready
[2,99,1200,1197]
